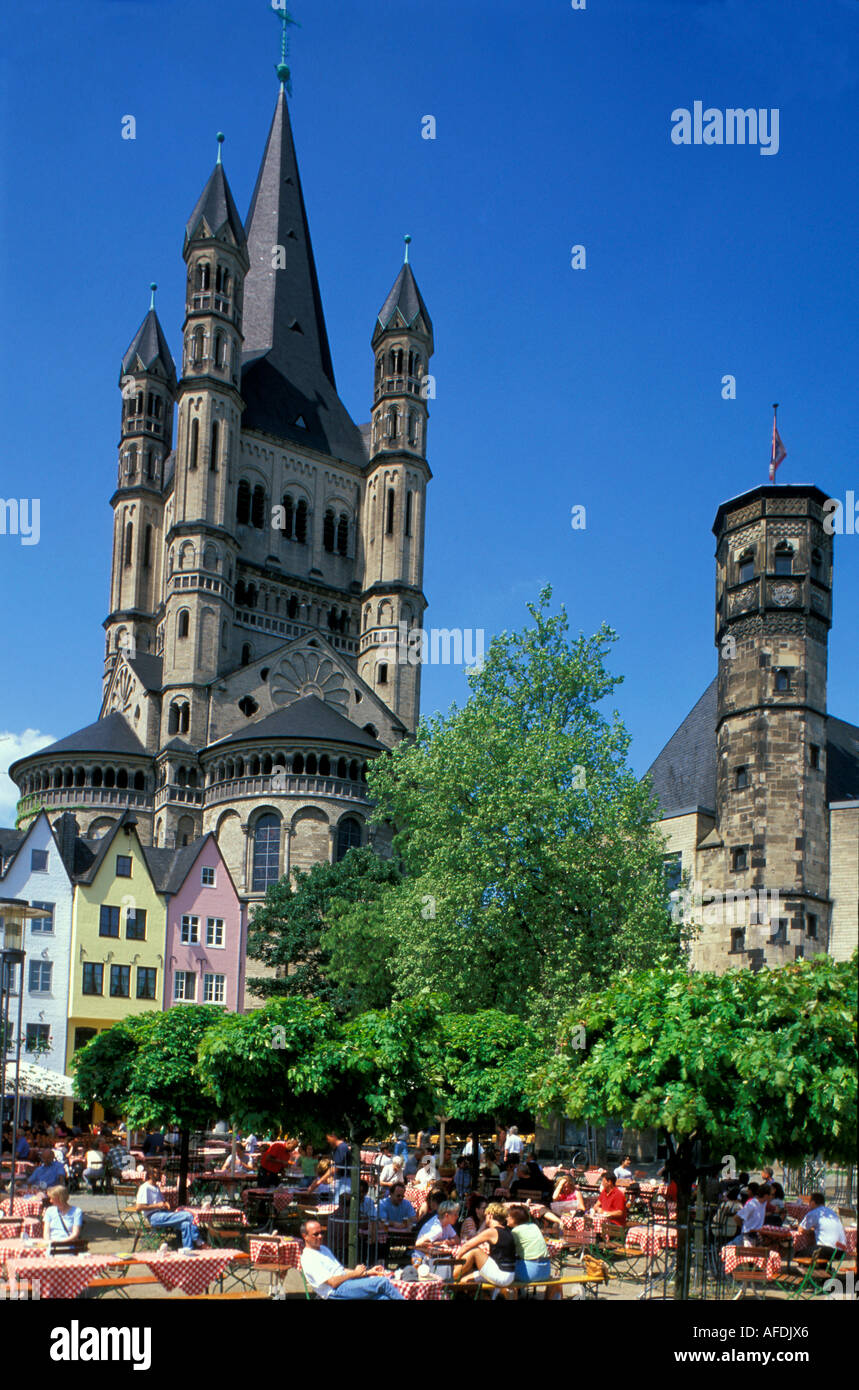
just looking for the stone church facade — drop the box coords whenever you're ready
[9,86,434,907]
[647,484,858,971]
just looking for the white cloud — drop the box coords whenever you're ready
[0,730,56,826]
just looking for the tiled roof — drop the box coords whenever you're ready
[644,679,718,818]
[208,695,382,752]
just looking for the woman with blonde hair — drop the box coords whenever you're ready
[453,1203,517,1287]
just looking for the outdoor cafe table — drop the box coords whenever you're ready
[0,1195,45,1220]
[721,1245,782,1279]
[562,1210,617,1236]
[785,1201,811,1221]
[126,1248,246,1296]
[626,1225,679,1256]
[250,1236,302,1269]
[191,1205,248,1229]
[388,1273,448,1300]
[6,1253,118,1300]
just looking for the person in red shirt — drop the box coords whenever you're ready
[257,1137,298,1189]
[593,1174,628,1224]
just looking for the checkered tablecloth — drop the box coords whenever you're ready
[626,1225,678,1255]
[562,1210,618,1235]
[137,1248,245,1295]
[389,1274,448,1300]
[316,1203,338,1217]
[250,1236,302,1268]
[0,1196,45,1219]
[721,1245,782,1278]
[784,1202,810,1221]
[0,1238,41,1262]
[0,1219,23,1239]
[191,1205,248,1227]
[404,1185,424,1210]
[6,1254,118,1299]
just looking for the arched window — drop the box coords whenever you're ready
[252,814,280,892]
[408,412,418,446]
[281,494,294,539]
[236,480,251,525]
[306,753,318,774]
[323,508,335,553]
[116,768,128,789]
[123,522,134,568]
[295,498,308,544]
[189,418,199,470]
[199,262,211,291]
[319,755,331,776]
[91,767,103,787]
[337,513,349,556]
[293,753,304,774]
[192,327,204,365]
[328,607,339,631]
[168,704,179,735]
[375,355,383,382]
[104,767,116,789]
[180,703,190,734]
[178,610,190,639]
[235,580,247,606]
[134,770,145,791]
[145,450,155,480]
[287,595,298,619]
[210,420,219,471]
[386,489,395,535]
[222,269,230,295]
[386,406,398,441]
[774,544,793,576]
[246,584,258,609]
[241,643,252,666]
[336,817,362,862]
[404,491,413,537]
[75,767,85,787]
[143,525,152,569]
[337,757,347,779]
[251,485,266,529]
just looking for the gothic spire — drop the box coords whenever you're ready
[184,151,247,253]
[119,301,177,389]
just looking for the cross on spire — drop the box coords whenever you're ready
[272,1,300,93]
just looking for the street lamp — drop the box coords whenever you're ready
[1,898,43,1204]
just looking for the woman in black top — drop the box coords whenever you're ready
[453,1202,517,1287]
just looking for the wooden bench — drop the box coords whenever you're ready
[474,1273,608,1300]
[87,1275,161,1299]
[185,1290,270,1300]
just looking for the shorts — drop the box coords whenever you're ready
[515,1258,551,1283]
[477,1257,516,1287]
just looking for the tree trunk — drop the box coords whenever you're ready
[178,1127,190,1207]
[664,1133,697,1302]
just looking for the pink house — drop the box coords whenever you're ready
[152,835,246,1012]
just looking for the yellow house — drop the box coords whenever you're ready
[65,812,167,1122]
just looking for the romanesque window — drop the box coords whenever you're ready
[404,491,413,537]
[408,412,418,447]
[337,513,349,556]
[287,594,298,619]
[386,489,395,535]
[251,485,266,529]
[236,479,251,525]
[730,928,745,953]
[178,610,190,639]
[377,663,388,685]
[306,754,318,774]
[197,262,211,291]
[210,420,219,471]
[281,494,294,539]
[124,522,134,567]
[252,814,280,891]
[774,669,791,693]
[735,766,749,789]
[143,525,152,569]
[335,817,362,862]
[731,846,748,872]
[323,508,335,553]
[191,327,204,366]
[241,643,252,666]
[124,446,137,478]
[295,498,308,544]
[145,451,155,481]
[386,407,398,442]
[806,913,818,939]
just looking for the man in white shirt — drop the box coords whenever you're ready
[299,1219,404,1299]
[135,1165,203,1251]
[415,1201,459,1248]
[503,1126,523,1163]
[728,1185,766,1246]
[799,1194,846,1261]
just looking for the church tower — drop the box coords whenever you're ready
[707,484,834,966]
[161,139,250,754]
[106,292,176,693]
[360,240,434,732]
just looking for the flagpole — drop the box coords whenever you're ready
[770,403,778,483]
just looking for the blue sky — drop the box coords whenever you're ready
[1,0,857,820]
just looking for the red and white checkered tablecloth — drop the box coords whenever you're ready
[249,1236,302,1268]
[784,1202,810,1221]
[190,1205,247,1227]
[721,1245,782,1278]
[626,1225,678,1255]
[0,1196,45,1219]
[137,1248,245,1296]
[562,1210,618,1235]
[0,1219,23,1239]
[404,1185,424,1210]
[6,1254,118,1299]
[389,1274,448,1300]
[0,1238,41,1262]
[316,1203,338,1217]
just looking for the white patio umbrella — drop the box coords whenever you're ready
[3,1061,76,1098]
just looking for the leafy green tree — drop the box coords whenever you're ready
[357,588,681,1024]
[72,1006,225,1202]
[245,846,402,1010]
[531,956,858,1298]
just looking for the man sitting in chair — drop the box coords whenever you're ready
[798,1193,846,1265]
[592,1173,628,1225]
[299,1219,404,1299]
[135,1163,205,1251]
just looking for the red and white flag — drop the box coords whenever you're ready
[769,410,786,481]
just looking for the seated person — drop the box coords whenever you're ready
[454,1202,517,1287]
[218,1143,254,1174]
[42,1185,83,1250]
[135,1164,204,1251]
[306,1158,335,1197]
[459,1193,489,1243]
[403,1149,420,1178]
[657,1165,679,1202]
[257,1137,299,1189]
[359,1179,378,1224]
[378,1154,406,1190]
[106,1142,135,1181]
[28,1147,68,1191]
[551,1169,586,1211]
[299,1218,404,1299]
[592,1173,628,1224]
[297,1141,316,1186]
[416,1188,445,1224]
[141,1128,165,1157]
[728,1185,766,1247]
[799,1194,846,1264]
[613,1155,634,1181]
[507,1204,551,1283]
[413,1154,439,1189]
[83,1144,106,1192]
[415,1199,459,1248]
[453,1156,472,1199]
[438,1147,456,1179]
[510,1160,553,1201]
[379,1182,417,1232]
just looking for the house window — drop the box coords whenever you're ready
[731,847,748,872]
[109,964,131,998]
[74,1026,98,1050]
[203,973,226,1004]
[770,919,788,945]
[181,915,200,945]
[738,553,755,584]
[774,669,791,693]
[806,913,818,940]
[28,960,52,994]
[730,928,745,953]
[136,967,157,1000]
[663,854,682,898]
[201,866,216,887]
[99,905,121,938]
[206,918,225,948]
[116,855,132,878]
[30,902,55,934]
[31,849,49,872]
[252,815,280,892]
[25,1023,51,1052]
[335,817,362,863]
[809,744,820,770]
[126,908,146,941]
[735,766,749,790]
[82,963,104,996]
[774,545,793,576]
[174,972,196,1002]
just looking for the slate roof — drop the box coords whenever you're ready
[127,653,163,693]
[644,679,718,818]
[8,714,148,779]
[208,695,382,752]
[185,161,247,249]
[73,814,130,886]
[376,262,433,341]
[119,308,177,389]
[141,838,206,895]
[0,829,24,872]
[240,90,366,468]
[827,716,859,802]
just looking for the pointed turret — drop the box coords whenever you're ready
[240,89,365,466]
[184,158,247,253]
[119,305,177,390]
[375,262,434,351]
